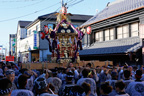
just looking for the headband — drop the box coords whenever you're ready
[5,69,15,76]
[0,88,11,95]
[66,75,74,78]
[35,77,48,90]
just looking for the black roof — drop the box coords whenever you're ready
[81,0,144,27]
[18,21,32,28]
[9,34,16,38]
[26,12,92,28]
[79,36,142,56]
[38,12,92,22]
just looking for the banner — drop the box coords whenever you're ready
[6,56,14,62]
[33,31,38,49]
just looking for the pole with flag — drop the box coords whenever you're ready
[0,45,3,61]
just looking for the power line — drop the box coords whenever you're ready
[67,0,84,8]
[0,2,61,22]
[41,7,61,23]
[0,0,41,3]
[0,0,45,9]
[0,0,84,22]
[66,0,76,6]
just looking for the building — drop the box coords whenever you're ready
[16,12,92,63]
[9,34,16,56]
[79,0,144,66]
[16,21,32,62]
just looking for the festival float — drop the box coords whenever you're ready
[40,5,86,64]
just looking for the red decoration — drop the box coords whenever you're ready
[87,26,92,34]
[57,44,60,50]
[44,25,49,34]
[40,32,45,40]
[52,51,54,57]
[62,6,67,14]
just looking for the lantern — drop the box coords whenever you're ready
[87,26,92,34]
[62,6,67,14]
[44,25,49,34]
[40,32,45,40]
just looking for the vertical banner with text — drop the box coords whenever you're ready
[33,31,38,49]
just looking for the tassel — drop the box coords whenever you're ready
[79,40,82,50]
[81,31,85,39]
[45,36,52,52]
[77,40,82,50]
[52,39,57,50]
[50,31,55,38]
[56,49,60,63]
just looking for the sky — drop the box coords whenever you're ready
[0,0,115,54]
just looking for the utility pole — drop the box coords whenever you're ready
[61,0,64,7]
[1,49,2,60]
[5,48,7,62]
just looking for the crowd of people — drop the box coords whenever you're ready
[0,61,144,96]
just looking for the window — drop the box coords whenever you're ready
[110,28,114,40]
[26,29,27,36]
[28,30,31,35]
[95,32,99,42]
[131,22,139,37]
[48,24,54,30]
[117,26,122,39]
[105,29,110,41]
[123,24,129,38]
[99,31,103,42]
[117,25,129,39]
[36,25,39,31]
[74,25,78,28]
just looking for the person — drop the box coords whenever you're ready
[81,82,91,96]
[67,63,79,83]
[115,80,129,96]
[99,68,111,83]
[18,62,22,70]
[123,70,134,89]
[0,78,12,96]
[11,63,18,71]
[5,69,17,91]
[34,76,57,96]
[77,68,97,96]
[126,70,144,96]
[11,74,34,96]
[107,71,118,96]
[24,69,37,91]
[39,69,52,79]
[0,72,4,78]
[100,82,112,96]
[141,67,144,81]
[47,69,62,94]
[106,71,118,89]
[86,63,92,68]
[118,66,125,80]
[58,71,75,96]
[0,63,3,73]
[67,63,79,78]
[57,67,67,84]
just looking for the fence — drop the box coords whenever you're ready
[22,60,113,70]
